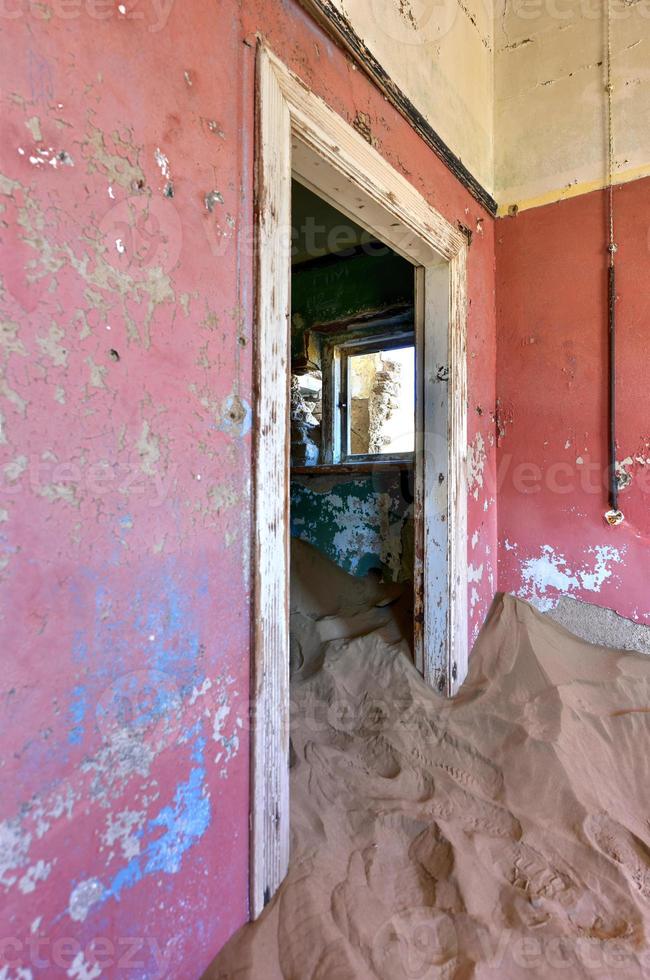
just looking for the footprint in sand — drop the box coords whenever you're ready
[480,835,637,941]
[585,812,650,901]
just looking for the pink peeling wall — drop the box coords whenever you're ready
[496,181,650,625]
[0,1,496,975]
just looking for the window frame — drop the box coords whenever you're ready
[320,317,415,467]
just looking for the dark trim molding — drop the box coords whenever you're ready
[297,0,498,217]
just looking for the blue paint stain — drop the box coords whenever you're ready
[102,736,211,904]
[68,557,207,692]
[71,628,88,665]
[68,684,88,744]
[144,764,210,875]
[190,734,206,763]
[132,568,204,692]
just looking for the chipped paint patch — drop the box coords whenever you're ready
[136,421,160,475]
[4,455,28,483]
[616,444,650,492]
[18,859,52,894]
[86,356,107,388]
[67,952,102,980]
[36,323,68,367]
[518,544,624,612]
[467,432,486,500]
[84,123,145,190]
[188,677,212,705]
[204,190,224,212]
[25,116,43,142]
[99,750,211,907]
[212,695,239,764]
[102,809,145,861]
[209,484,238,513]
[219,394,251,438]
[82,728,156,801]
[38,482,79,507]
[68,877,105,922]
[0,967,34,980]
[154,147,171,180]
[0,819,32,889]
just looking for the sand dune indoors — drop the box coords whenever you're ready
[206,542,650,979]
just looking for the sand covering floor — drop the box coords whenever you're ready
[206,541,650,979]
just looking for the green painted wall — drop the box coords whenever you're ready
[291,248,413,364]
[290,472,413,582]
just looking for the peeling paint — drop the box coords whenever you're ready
[68,878,105,923]
[204,190,224,212]
[18,859,52,894]
[102,809,145,861]
[518,544,624,612]
[67,952,102,980]
[36,322,68,367]
[291,475,412,582]
[136,420,160,475]
[0,4,495,974]
[84,123,145,190]
[467,431,486,499]
[219,394,251,438]
[25,116,42,141]
[0,819,32,890]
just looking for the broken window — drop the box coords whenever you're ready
[344,342,415,457]
[313,325,415,466]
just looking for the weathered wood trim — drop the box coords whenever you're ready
[292,460,414,477]
[447,246,469,695]
[252,43,469,916]
[419,254,468,696]
[259,51,464,265]
[413,266,425,676]
[295,0,498,217]
[422,263,451,692]
[251,46,292,919]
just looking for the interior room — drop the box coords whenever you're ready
[1,1,649,978]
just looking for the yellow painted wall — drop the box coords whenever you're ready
[329,0,495,195]
[495,0,650,213]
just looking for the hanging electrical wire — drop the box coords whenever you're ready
[604,0,624,527]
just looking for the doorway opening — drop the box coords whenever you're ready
[289,181,418,663]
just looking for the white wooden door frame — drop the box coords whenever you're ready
[251,43,468,918]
